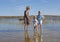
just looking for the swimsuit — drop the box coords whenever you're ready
[37,15,43,25]
[24,10,29,25]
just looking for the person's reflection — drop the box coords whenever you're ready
[34,29,42,42]
[34,29,39,42]
[24,30,31,42]
[39,28,43,42]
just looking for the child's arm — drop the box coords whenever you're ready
[42,16,45,19]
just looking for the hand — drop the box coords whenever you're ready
[29,18,31,22]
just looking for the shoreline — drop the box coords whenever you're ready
[0,15,60,18]
[0,15,60,21]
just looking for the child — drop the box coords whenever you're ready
[37,11,43,26]
[37,11,43,31]
[37,11,43,41]
[33,16,38,32]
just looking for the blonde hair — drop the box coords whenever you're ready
[33,16,37,19]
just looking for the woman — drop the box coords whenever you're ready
[24,6,31,31]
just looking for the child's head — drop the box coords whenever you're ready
[33,16,37,19]
[38,11,41,15]
[26,6,30,11]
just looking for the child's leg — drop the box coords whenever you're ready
[34,27,39,42]
[34,25,38,33]
[34,25,38,36]
[36,25,38,32]
[40,24,42,34]
[40,21,43,42]
[40,20,42,34]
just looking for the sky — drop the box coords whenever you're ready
[0,0,60,16]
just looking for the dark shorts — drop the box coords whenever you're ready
[24,18,29,25]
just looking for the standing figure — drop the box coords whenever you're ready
[37,11,43,41]
[33,16,38,32]
[24,6,31,31]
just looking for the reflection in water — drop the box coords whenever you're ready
[0,18,60,42]
[24,28,43,42]
[34,29,42,42]
[24,30,31,42]
[39,28,43,42]
[34,30,39,42]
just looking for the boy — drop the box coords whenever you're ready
[37,11,43,31]
[37,11,43,41]
[24,6,31,31]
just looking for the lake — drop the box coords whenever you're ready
[0,18,60,42]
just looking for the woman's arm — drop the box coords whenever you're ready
[26,12,31,21]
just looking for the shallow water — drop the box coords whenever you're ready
[0,18,60,42]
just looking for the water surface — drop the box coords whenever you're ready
[0,18,60,42]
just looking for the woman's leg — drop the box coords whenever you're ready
[24,24,28,31]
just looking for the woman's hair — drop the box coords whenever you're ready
[26,6,30,10]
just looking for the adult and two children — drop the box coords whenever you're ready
[24,6,43,41]
[24,6,43,32]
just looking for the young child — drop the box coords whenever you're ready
[37,11,43,25]
[37,11,43,41]
[33,16,38,32]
